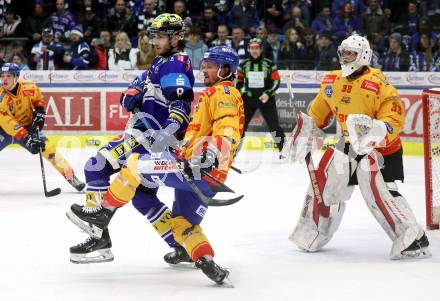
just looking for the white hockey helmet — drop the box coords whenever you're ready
[337,33,372,77]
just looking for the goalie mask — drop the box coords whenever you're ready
[337,34,372,77]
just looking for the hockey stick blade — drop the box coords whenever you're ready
[45,188,61,197]
[230,165,242,174]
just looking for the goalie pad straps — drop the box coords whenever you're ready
[290,148,355,251]
[356,151,424,257]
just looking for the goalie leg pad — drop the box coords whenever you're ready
[290,148,355,251]
[356,152,426,258]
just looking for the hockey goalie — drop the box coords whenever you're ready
[282,34,430,259]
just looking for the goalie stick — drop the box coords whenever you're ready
[37,129,61,197]
[132,109,244,207]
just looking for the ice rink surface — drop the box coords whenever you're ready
[1,147,439,301]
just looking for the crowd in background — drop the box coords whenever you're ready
[1,0,440,72]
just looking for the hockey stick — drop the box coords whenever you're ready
[285,73,295,111]
[131,109,243,207]
[36,129,61,197]
[230,165,243,174]
[200,169,234,193]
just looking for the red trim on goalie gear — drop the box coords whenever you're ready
[376,137,401,156]
[368,155,396,232]
[191,242,215,261]
[312,148,333,225]
[102,189,127,208]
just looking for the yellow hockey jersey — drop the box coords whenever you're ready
[0,80,45,140]
[309,67,405,156]
[181,81,244,183]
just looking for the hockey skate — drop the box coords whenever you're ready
[66,204,115,239]
[67,175,85,192]
[70,229,114,264]
[399,233,431,259]
[195,256,233,287]
[164,246,195,268]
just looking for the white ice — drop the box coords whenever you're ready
[1,147,439,301]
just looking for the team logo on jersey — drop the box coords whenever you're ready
[341,96,351,104]
[361,80,380,94]
[218,101,236,109]
[22,90,35,97]
[322,74,337,84]
[324,86,333,98]
[195,205,207,218]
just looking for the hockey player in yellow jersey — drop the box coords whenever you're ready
[283,34,430,259]
[0,63,84,191]
[67,46,244,285]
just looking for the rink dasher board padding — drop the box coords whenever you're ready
[14,70,435,156]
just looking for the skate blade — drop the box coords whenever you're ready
[167,262,196,269]
[70,249,114,264]
[66,210,103,239]
[395,247,432,260]
[217,271,234,288]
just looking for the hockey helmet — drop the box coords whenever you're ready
[337,33,372,77]
[248,38,264,48]
[1,63,20,78]
[202,46,239,77]
[149,13,184,37]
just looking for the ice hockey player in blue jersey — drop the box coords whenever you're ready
[67,13,194,264]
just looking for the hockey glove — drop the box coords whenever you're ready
[30,107,46,133]
[23,133,45,154]
[120,88,144,113]
[281,111,325,163]
[149,121,181,153]
[346,114,387,155]
[184,145,219,180]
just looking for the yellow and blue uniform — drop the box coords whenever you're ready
[0,80,76,179]
[100,80,244,261]
[309,67,405,157]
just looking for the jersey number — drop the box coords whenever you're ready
[341,85,352,93]
[391,102,402,115]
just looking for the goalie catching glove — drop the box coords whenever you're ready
[346,114,387,155]
[281,111,325,162]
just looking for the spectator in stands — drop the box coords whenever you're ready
[314,30,339,70]
[78,4,101,44]
[301,28,317,70]
[231,27,248,62]
[184,27,208,70]
[228,0,260,35]
[108,32,137,70]
[278,27,306,70]
[259,0,283,30]
[361,0,391,49]
[311,5,332,35]
[332,0,365,18]
[380,32,410,71]
[197,5,219,44]
[394,1,420,36]
[283,6,307,34]
[0,7,23,38]
[214,0,230,25]
[173,0,192,28]
[105,0,134,37]
[408,18,438,52]
[282,0,312,26]
[31,28,65,70]
[12,53,30,70]
[52,0,77,42]
[409,33,439,71]
[211,24,232,47]
[134,0,161,32]
[332,3,360,43]
[63,25,91,70]
[134,31,155,70]
[99,30,113,52]
[24,0,52,47]
[266,27,281,64]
